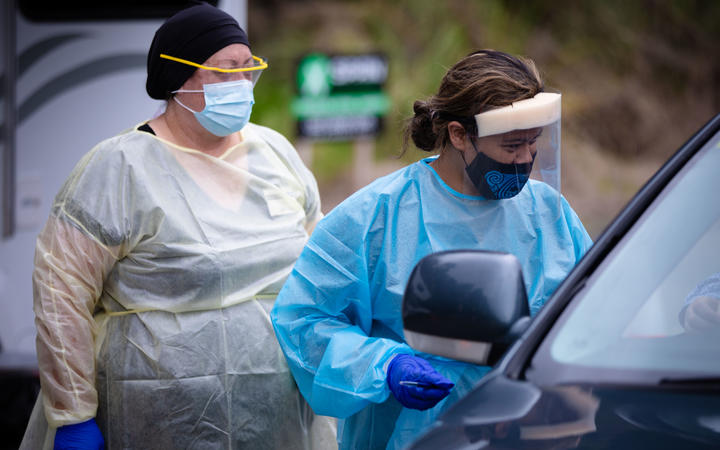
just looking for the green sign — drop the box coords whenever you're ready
[292,92,389,119]
[293,52,389,138]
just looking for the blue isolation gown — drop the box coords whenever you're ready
[271,157,593,449]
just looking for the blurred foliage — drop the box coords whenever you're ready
[248,0,720,187]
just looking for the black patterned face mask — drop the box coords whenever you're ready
[464,139,534,200]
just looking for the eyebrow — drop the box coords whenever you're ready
[212,56,253,66]
[503,130,543,143]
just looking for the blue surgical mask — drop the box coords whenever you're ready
[173,79,254,137]
[465,139,534,200]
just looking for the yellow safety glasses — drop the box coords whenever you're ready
[160,53,267,84]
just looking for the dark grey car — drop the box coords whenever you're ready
[403,113,720,449]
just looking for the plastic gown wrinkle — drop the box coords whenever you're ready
[163,163,214,246]
[34,218,118,427]
[271,157,593,450]
[30,123,326,449]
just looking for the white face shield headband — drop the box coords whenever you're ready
[473,92,561,138]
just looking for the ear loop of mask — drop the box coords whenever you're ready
[454,122,475,167]
[172,89,203,113]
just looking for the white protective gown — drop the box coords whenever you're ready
[26,122,330,449]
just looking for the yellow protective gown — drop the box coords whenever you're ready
[27,122,328,449]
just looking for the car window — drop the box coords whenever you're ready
[531,131,720,380]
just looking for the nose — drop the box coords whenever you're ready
[227,72,252,82]
[514,143,535,164]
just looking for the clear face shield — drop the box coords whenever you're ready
[468,92,561,203]
[160,53,267,86]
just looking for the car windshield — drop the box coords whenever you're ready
[533,130,720,380]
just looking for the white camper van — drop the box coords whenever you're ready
[0,1,246,444]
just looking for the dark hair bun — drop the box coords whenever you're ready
[410,101,437,151]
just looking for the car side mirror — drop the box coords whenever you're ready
[402,250,531,365]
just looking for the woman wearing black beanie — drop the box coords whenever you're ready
[25,2,327,449]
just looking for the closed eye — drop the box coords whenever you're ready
[502,143,524,150]
[502,132,541,150]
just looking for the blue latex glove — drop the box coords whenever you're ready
[54,418,105,450]
[387,354,454,410]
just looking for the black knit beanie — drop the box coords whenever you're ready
[146,1,251,100]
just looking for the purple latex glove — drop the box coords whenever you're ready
[54,418,105,450]
[387,354,454,410]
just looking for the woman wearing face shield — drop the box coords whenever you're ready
[270,49,593,450]
[23,3,328,449]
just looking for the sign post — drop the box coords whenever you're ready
[291,53,390,189]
